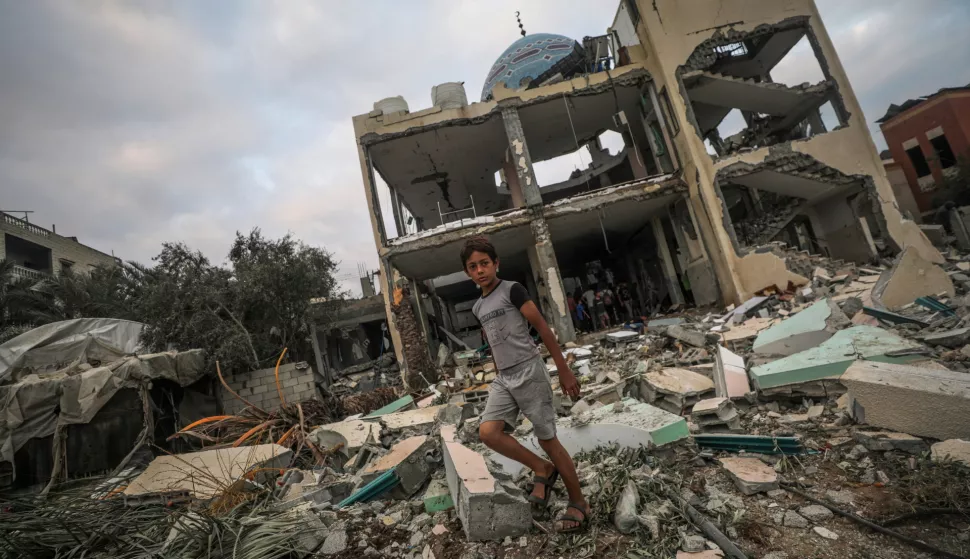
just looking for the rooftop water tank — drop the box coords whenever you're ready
[374,96,409,115]
[431,82,468,110]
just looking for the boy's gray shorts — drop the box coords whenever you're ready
[482,356,557,440]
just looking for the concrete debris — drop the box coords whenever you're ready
[853,431,927,454]
[676,550,724,558]
[798,504,833,523]
[691,398,741,431]
[753,299,848,356]
[642,368,715,413]
[871,247,955,310]
[440,425,531,541]
[310,419,383,457]
[719,457,779,495]
[812,526,839,540]
[124,444,292,501]
[783,510,809,529]
[842,361,970,440]
[319,528,349,555]
[360,435,436,496]
[666,325,716,347]
[713,345,750,399]
[931,439,970,466]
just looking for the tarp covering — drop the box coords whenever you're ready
[0,318,147,383]
[0,320,206,484]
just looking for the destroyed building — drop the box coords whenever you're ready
[878,82,970,213]
[353,0,941,382]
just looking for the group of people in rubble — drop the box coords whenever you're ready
[567,281,634,333]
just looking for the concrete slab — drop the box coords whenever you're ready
[719,317,778,342]
[842,361,970,440]
[872,247,955,310]
[931,439,970,466]
[917,328,970,349]
[378,404,455,431]
[490,399,689,476]
[753,299,848,356]
[749,326,925,390]
[714,345,750,398]
[440,425,531,541]
[692,397,730,415]
[645,368,715,397]
[366,395,415,417]
[360,435,435,495]
[309,420,382,456]
[124,444,291,500]
[853,431,927,454]
[667,325,711,347]
[606,330,640,344]
[720,456,779,495]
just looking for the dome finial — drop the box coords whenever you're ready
[515,11,526,37]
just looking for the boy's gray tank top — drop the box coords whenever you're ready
[472,280,539,372]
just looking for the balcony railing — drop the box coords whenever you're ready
[10,264,47,281]
[2,213,52,238]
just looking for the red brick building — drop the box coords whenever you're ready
[878,84,970,212]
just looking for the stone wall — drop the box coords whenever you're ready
[222,361,318,414]
[391,284,436,390]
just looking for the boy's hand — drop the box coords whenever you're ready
[558,364,581,400]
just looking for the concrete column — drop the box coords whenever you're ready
[390,187,405,237]
[502,153,526,208]
[501,106,542,207]
[651,217,685,306]
[526,215,576,343]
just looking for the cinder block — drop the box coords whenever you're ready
[252,385,269,395]
[282,378,300,388]
[440,425,530,541]
[237,388,253,397]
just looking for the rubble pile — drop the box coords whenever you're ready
[5,248,970,558]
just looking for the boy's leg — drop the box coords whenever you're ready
[479,375,555,500]
[537,436,588,529]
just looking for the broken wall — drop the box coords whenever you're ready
[222,362,318,415]
[630,0,941,303]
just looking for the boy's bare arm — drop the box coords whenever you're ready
[518,301,581,398]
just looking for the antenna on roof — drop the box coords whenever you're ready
[515,11,526,37]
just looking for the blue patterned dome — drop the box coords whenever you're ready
[481,33,584,101]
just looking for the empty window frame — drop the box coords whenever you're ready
[929,133,957,169]
[906,145,932,178]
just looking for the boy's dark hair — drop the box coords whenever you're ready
[460,236,498,268]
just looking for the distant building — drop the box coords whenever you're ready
[1,211,117,280]
[878,83,970,212]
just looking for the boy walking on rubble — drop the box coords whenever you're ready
[461,236,590,533]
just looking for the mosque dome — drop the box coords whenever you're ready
[481,33,585,101]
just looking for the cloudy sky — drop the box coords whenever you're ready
[2,1,968,296]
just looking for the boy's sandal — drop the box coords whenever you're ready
[556,502,591,533]
[526,469,559,508]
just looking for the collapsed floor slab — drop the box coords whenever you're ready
[309,419,383,456]
[753,299,848,356]
[842,361,970,441]
[749,326,925,390]
[871,247,955,310]
[641,368,715,413]
[489,399,689,476]
[440,425,531,542]
[124,444,292,501]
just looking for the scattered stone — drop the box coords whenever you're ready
[432,524,449,536]
[320,529,349,555]
[931,439,970,466]
[682,534,707,552]
[845,445,869,461]
[798,505,833,523]
[676,551,724,559]
[762,553,789,559]
[813,526,839,540]
[803,465,818,475]
[853,431,928,454]
[806,405,824,419]
[518,536,527,547]
[410,532,426,547]
[720,457,779,495]
[767,489,787,500]
[783,510,809,529]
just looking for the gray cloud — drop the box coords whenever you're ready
[1,0,966,295]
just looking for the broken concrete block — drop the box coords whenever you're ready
[813,526,839,540]
[692,397,730,417]
[749,326,924,390]
[124,444,291,501]
[783,510,809,528]
[872,247,955,310]
[719,457,779,495]
[713,345,750,399]
[806,405,824,419]
[360,435,435,496]
[488,399,689,476]
[380,404,459,432]
[842,361,970,440]
[666,325,712,347]
[440,425,531,541]
[606,330,639,345]
[917,327,970,349]
[642,368,715,413]
[931,439,970,466]
[309,420,383,456]
[753,299,848,356]
[435,403,473,426]
[853,431,927,454]
[799,504,833,523]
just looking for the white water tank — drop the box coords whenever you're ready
[431,82,468,110]
[374,96,409,115]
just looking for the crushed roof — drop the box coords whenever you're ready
[877,82,970,124]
